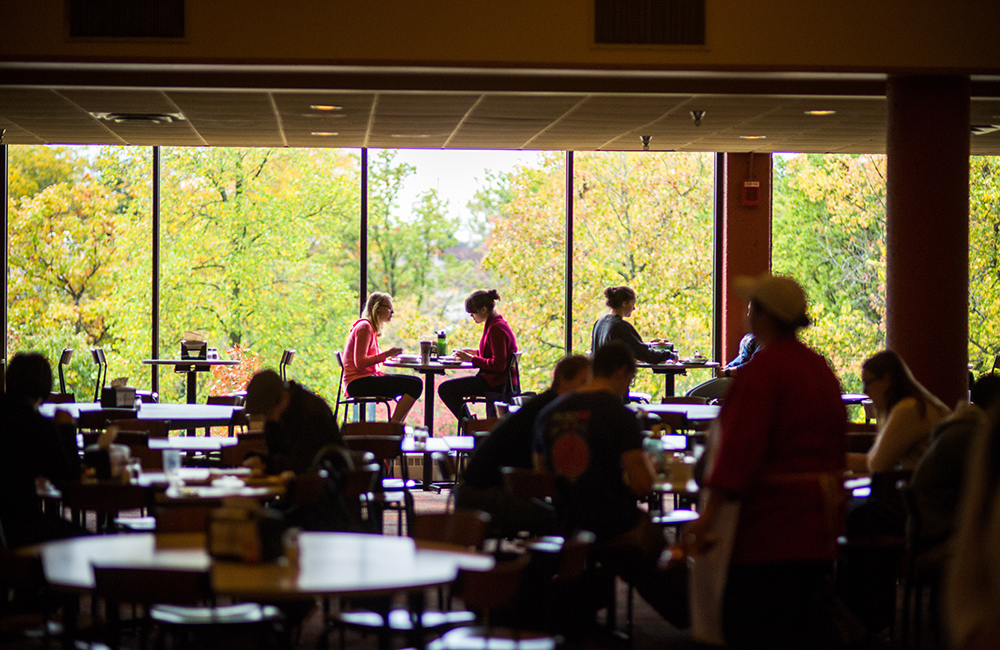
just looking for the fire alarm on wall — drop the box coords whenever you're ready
[742,180,760,207]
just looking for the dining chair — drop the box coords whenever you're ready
[90,347,108,403]
[111,425,168,471]
[58,347,73,396]
[60,482,153,534]
[458,351,522,433]
[333,351,393,424]
[219,431,268,468]
[341,423,415,534]
[204,394,246,437]
[424,554,559,650]
[279,348,295,381]
[331,509,492,649]
[92,565,284,650]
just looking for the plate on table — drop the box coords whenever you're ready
[438,356,463,366]
[395,354,421,363]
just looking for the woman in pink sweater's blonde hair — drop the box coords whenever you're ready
[342,292,422,423]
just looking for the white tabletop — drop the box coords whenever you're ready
[38,532,494,600]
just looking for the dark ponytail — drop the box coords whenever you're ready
[604,286,636,310]
[466,289,500,314]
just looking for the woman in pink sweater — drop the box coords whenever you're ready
[342,292,423,423]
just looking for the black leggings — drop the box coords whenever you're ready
[438,374,493,420]
[347,373,422,400]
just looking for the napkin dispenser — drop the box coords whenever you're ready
[179,340,209,372]
[208,502,284,563]
[100,386,137,407]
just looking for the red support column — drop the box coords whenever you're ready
[886,75,970,408]
[720,153,772,364]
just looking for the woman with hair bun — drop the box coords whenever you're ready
[591,286,672,364]
[438,289,518,423]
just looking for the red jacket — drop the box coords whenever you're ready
[472,313,518,389]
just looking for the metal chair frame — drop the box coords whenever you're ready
[334,351,393,424]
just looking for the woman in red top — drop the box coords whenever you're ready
[438,289,518,423]
[342,292,423,423]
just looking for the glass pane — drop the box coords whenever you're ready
[7,145,152,402]
[772,153,887,396]
[158,147,361,404]
[364,149,548,435]
[572,151,715,398]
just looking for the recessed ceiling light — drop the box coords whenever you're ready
[310,105,342,111]
[740,135,767,140]
[390,134,431,138]
[805,110,837,116]
[311,131,338,136]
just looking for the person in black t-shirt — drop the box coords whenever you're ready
[456,355,591,536]
[534,342,688,628]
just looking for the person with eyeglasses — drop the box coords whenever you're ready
[342,292,423,423]
[438,289,518,423]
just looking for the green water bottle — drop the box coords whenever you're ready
[437,330,447,357]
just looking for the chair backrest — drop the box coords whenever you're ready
[47,392,75,404]
[504,350,523,395]
[59,347,73,394]
[501,467,557,501]
[60,482,152,532]
[280,349,295,381]
[553,529,597,583]
[112,430,163,470]
[455,554,530,617]
[334,351,347,421]
[660,396,708,405]
[219,432,268,467]
[462,417,500,436]
[90,347,107,402]
[155,504,214,533]
[207,394,244,406]
[113,419,170,439]
[342,421,406,438]
[411,509,491,549]
[341,434,404,465]
[93,565,211,606]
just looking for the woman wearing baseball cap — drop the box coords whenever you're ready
[681,273,848,648]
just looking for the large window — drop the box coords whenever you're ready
[7,145,152,400]
[157,147,361,404]
[571,151,715,396]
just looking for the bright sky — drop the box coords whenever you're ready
[391,149,542,228]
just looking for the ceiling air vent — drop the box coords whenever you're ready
[69,0,184,38]
[91,112,186,124]
[595,0,705,45]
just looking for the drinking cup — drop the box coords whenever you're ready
[162,449,182,478]
[420,340,433,364]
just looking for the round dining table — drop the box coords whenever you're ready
[38,531,494,599]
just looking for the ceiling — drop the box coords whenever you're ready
[2,65,1000,154]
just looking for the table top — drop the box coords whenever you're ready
[385,357,474,372]
[38,532,494,599]
[147,436,240,451]
[628,402,720,422]
[841,393,870,405]
[143,358,241,367]
[40,402,244,429]
[636,359,720,375]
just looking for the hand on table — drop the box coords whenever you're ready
[384,347,403,358]
[454,349,476,361]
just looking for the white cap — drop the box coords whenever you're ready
[734,273,809,327]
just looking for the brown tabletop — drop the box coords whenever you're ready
[38,531,494,599]
[40,402,244,430]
